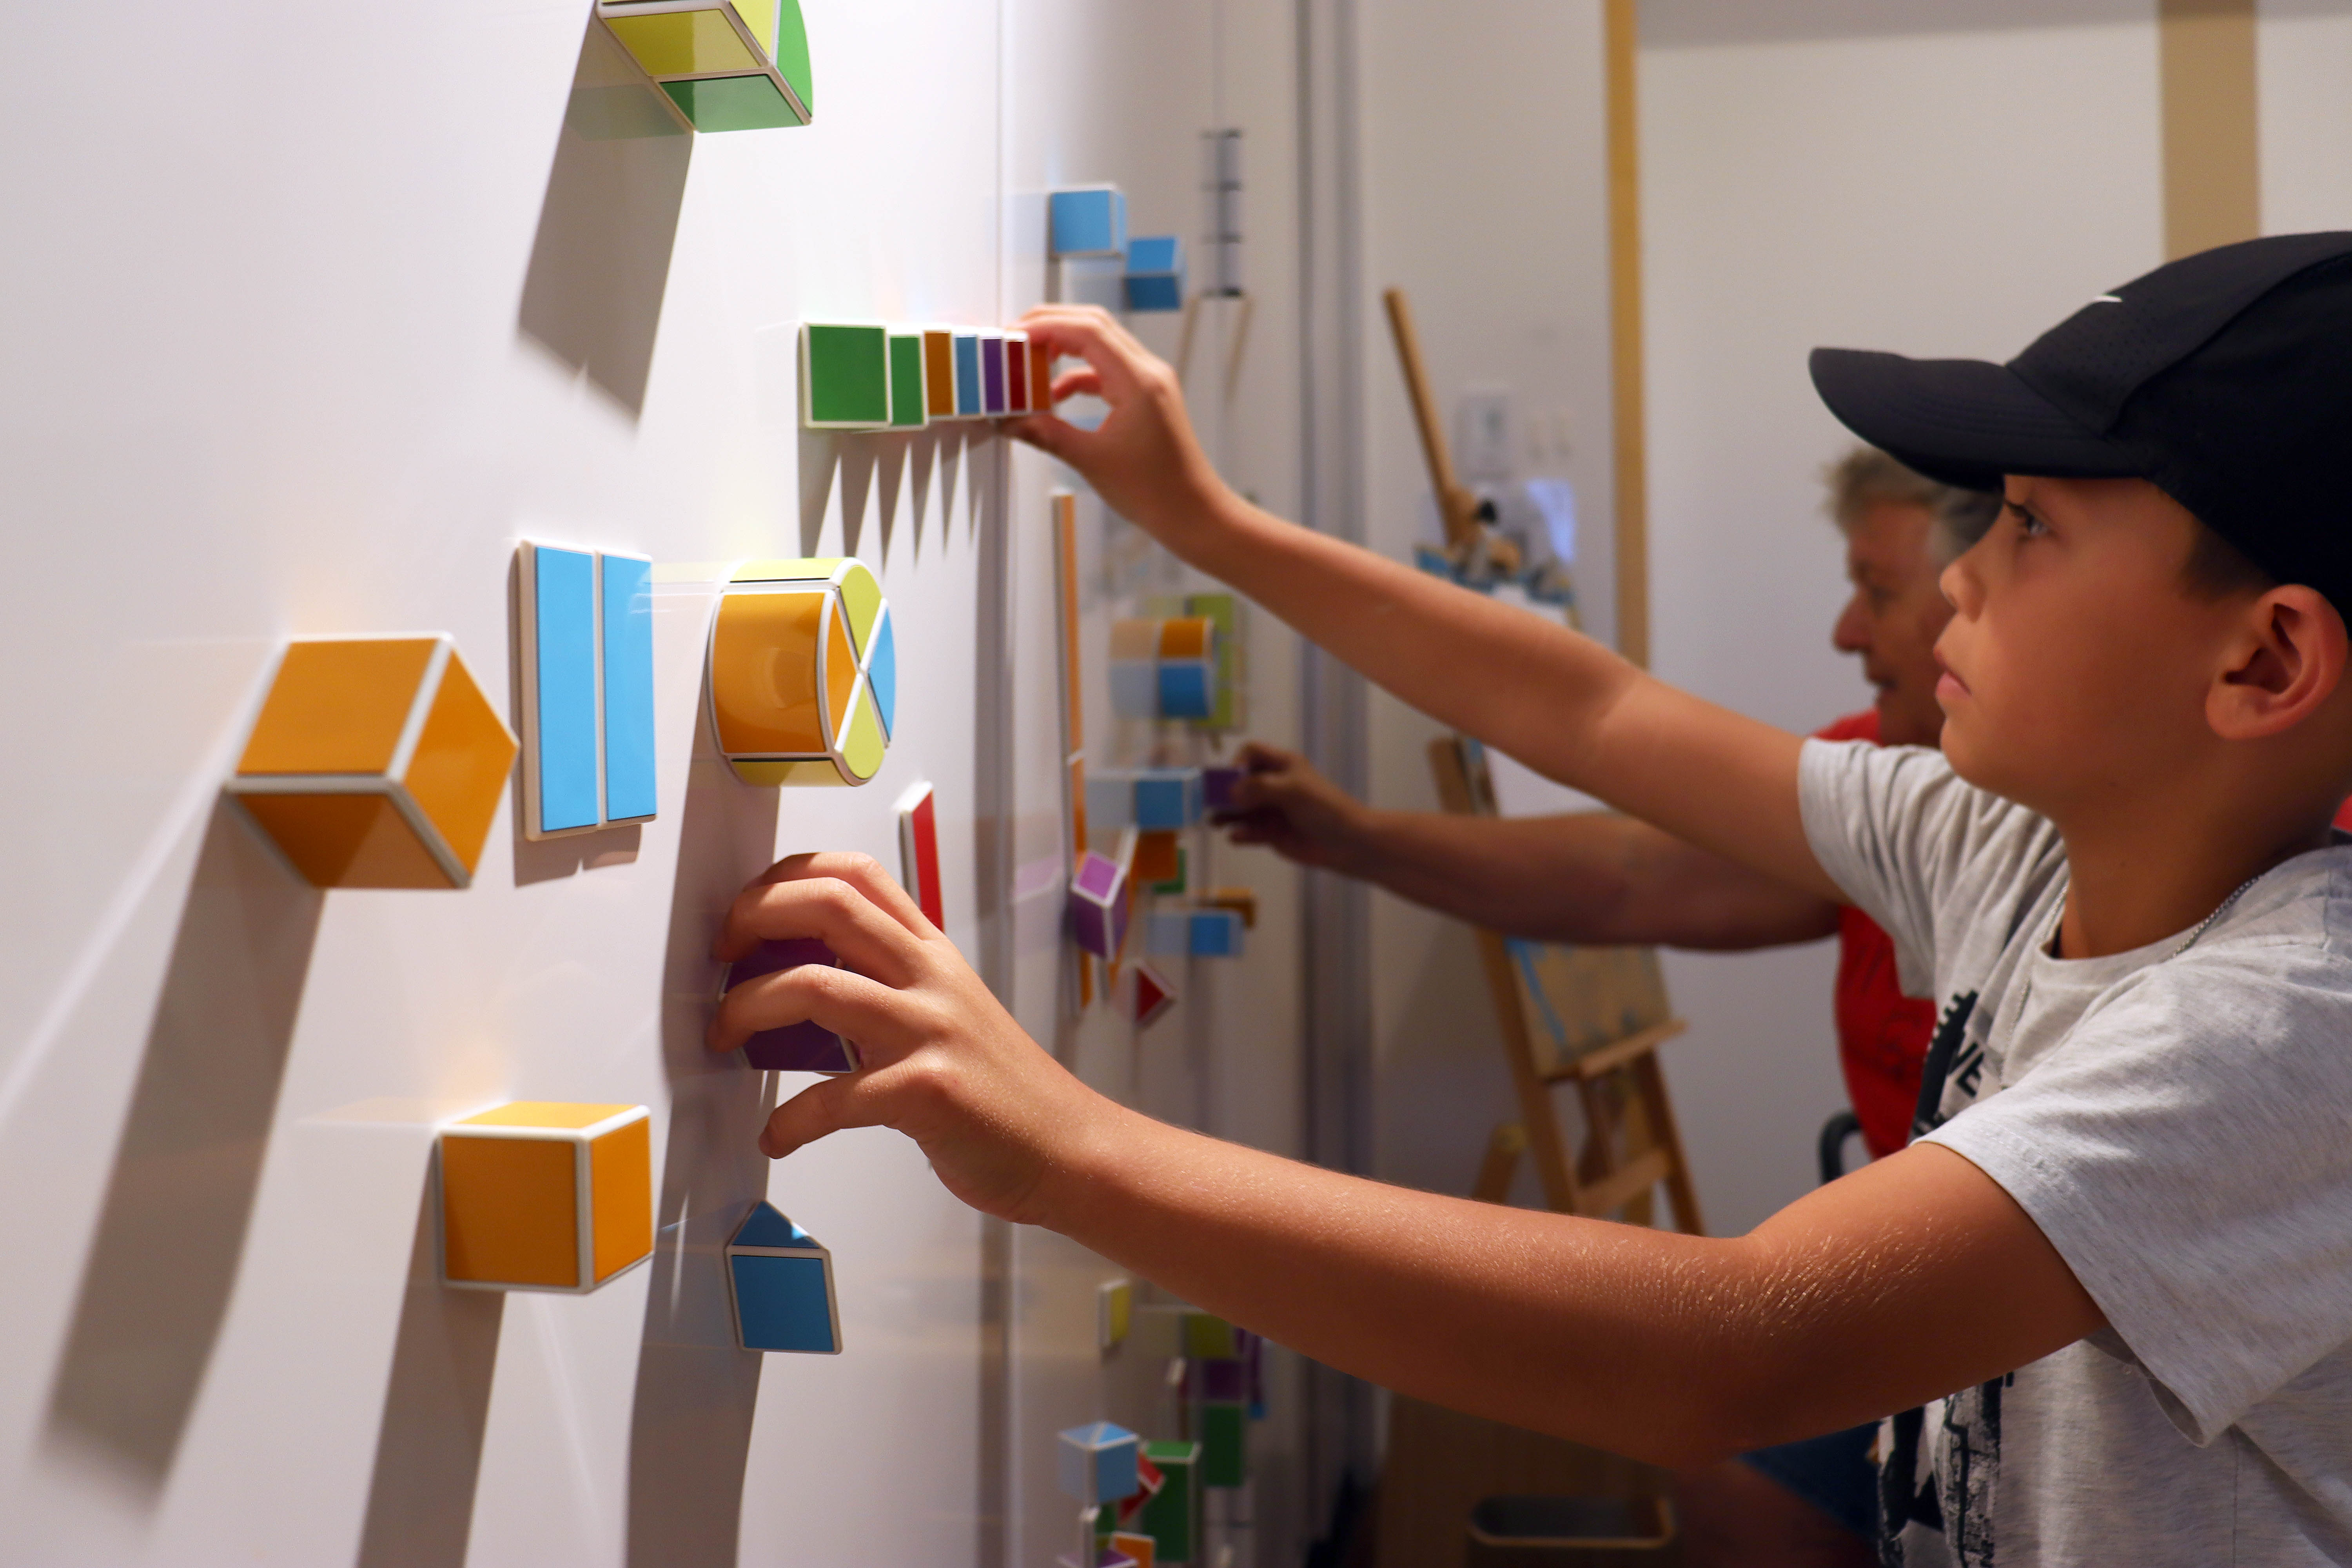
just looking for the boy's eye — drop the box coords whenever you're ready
[2005,500,2048,538]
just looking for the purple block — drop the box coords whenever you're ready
[1196,1356,1248,1403]
[1202,766,1243,813]
[722,938,860,1073]
[982,335,1007,414]
[1069,851,1129,959]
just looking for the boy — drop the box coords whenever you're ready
[711,232,2352,1564]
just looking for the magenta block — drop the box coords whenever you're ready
[722,938,860,1073]
[1069,851,1129,959]
[1202,766,1244,813]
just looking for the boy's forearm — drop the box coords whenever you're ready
[1349,809,1843,949]
[1040,1112,2102,1467]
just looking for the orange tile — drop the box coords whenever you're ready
[1132,830,1181,885]
[823,599,859,745]
[441,1134,579,1288]
[590,1118,653,1281]
[712,590,829,755]
[238,639,436,776]
[1157,617,1213,660]
[238,792,456,889]
[924,330,955,417]
[403,652,516,878]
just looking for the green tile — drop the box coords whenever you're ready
[1138,1441,1199,1563]
[803,325,890,427]
[773,0,813,116]
[661,73,800,133]
[1200,1401,1247,1488]
[888,334,927,428]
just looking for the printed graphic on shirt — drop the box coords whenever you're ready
[1911,990,1979,1140]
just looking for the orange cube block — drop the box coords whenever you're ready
[438,1103,653,1292]
[229,637,517,889]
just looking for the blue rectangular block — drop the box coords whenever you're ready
[1131,769,1202,831]
[1189,909,1244,957]
[955,333,982,416]
[529,544,600,835]
[1051,187,1129,258]
[1156,661,1214,719]
[600,552,657,823]
[726,1201,842,1354]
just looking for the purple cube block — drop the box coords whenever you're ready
[1069,851,1129,959]
[1196,1356,1248,1403]
[722,938,860,1074]
[1202,766,1244,813]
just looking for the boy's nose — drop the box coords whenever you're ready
[1832,595,1871,653]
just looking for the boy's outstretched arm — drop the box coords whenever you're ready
[1011,307,1838,902]
[714,856,2104,1468]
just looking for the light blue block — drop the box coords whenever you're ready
[1156,661,1214,720]
[532,546,600,833]
[955,333,982,416]
[1146,909,1191,956]
[1124,234,1186,312]
[600,553,657,822]
[734,1203,816,1249]
[865,604,897,737]
[1050,187,1128,258]
[1108,660,1158,718]
[1058,1421,1140,1505]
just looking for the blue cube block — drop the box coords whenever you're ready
[1058,1421,1140,1505]
[1123,235,1186,313]
[1156,661,1215,720]
[1189,908,1244,957]
[1131,769,1202,830]
[1051,187,1129,258]
[726,1202,842,1354]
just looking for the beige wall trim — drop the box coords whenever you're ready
[1604,0,1648,668]
[2160,0,2259,259]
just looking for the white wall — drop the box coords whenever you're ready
[2260,0,2352,234]
[0,2,1316,1564]
[1639,1,2166,1231]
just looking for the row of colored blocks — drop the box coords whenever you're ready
[1047,186,1187,314]
[436,1103,839,1352]
[802,322,1053,430]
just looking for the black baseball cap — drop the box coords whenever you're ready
[1810,231,2352,608]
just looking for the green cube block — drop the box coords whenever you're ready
[1186,593,1241,729]
[1183,1312,1240,1360]
[802,324,890,428]
[1138,1441,1200,1564]
[1201,1401,1247,1488]
[661,72,802,132]
[888,333,928,428]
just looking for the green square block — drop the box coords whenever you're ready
[888,333,927,428]
[771,0,813,114]
[662,72,802,132]
[1138,1441,1199,1563]
[1183,1312,1240,1360]
[1187,593,1241,729]
[803,324,890,427]
[1200,1401,1247,1488]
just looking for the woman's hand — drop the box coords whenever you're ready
[708,852,1122,1227]
[1007,305,1236,544]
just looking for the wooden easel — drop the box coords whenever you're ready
[1430,734,1704,1234]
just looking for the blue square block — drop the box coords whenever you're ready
[1131,768,1203,831]
[1123,234,1186,313]
[1156,661,1214,720]
[528,545,600,834]
[1189,908,1244,957]
[726,1202,842,1354]
[1058,1421,1140,1505]
[1050,187,1128,258]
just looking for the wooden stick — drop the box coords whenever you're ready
[1382,287,1482,555]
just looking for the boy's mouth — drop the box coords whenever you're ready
[1935,652,1971,702]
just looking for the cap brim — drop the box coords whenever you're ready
[1808,348,2141,492]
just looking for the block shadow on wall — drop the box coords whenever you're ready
[40,798,324,1505]
[517,15,693,421]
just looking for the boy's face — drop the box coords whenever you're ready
[1932,476,2238,817]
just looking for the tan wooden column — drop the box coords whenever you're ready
[1604,0,1648,668]
[2160,0,2260,259]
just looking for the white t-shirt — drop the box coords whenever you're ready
[1800,738,2352,1567]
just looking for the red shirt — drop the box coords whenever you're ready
[1815,710,1938,1159]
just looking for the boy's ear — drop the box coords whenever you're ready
[2209,584,2349,740]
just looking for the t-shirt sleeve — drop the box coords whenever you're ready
[1923,950,2352,1442]
[1797,739,2051,997]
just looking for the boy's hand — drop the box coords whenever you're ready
[1215,741,1376,874]
[708,853,1116,1226]
[1006,306,1235,541]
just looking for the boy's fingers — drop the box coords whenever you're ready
[713,872,933,985]
[1047,365,1106,402]
[708,960,927,1060]
[1016,307,1157,399]
[757,1077,857,1158]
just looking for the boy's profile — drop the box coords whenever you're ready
[710,231,2352,1565]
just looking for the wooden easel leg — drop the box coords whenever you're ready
[1472,1123,1525,1206]
[1634,1053,1706,1236]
